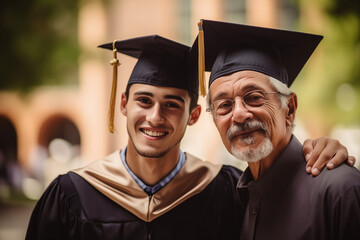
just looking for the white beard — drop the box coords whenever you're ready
[230,136,273,163]
[227,120,273,163]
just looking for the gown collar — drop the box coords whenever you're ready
[72,150,221,222]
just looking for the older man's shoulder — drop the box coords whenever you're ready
[311,164,360,199]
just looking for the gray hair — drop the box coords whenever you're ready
[268,77,293,109]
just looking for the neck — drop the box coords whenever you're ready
[125,142,180,186]
[248,133,291,180]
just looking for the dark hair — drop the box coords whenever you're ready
[125,84,199,112]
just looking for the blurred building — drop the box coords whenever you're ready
[0,0,358,200]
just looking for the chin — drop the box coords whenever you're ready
[134,146,168,158]
[230,137,273,163]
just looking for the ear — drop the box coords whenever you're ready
[120,92,128,117]
[285,93,297,127]
[188,105,202,126]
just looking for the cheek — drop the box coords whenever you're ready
[262,102,278,117]
[173,116,186,128]
[165,111,189,128]
[258,103,281,131]
[214,119,231,146]
[214,119,225,134]
[261,103,287,135]
[127,107,145,125]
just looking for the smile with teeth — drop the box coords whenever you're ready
[141,129,168,137]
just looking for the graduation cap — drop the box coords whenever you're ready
[194,19,323,93]
[99,35,198,133]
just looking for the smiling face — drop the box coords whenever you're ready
[209,70,295,163]
[121,83,200,158]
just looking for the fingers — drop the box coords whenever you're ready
[303,139,314,163]
[304,138,328,175]
[346,156,356,167]
[303,139,316,173]
[305,137,348,176]
[303,136,354,176]
[308,144,334,176]
[324,148,348,170]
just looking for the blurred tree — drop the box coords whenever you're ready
[325,0,360,88]
[292,0,360,134]
[322,0,360,124]
[0,0,80,91]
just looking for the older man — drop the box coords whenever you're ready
[198,19,360,240]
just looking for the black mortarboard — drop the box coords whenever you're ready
[99,35,198,133]
[193,19,323,91]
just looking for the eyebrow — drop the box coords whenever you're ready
[240,84,266,94]
[133,91,185,103]
[164,95,185,103]
[213,92,229,101]
[134,91,153,97]
[213,84,265,100]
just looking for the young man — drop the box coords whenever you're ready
[198,19,360,239]
[26,35,352,240]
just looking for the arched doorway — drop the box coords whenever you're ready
[0,115,22,191]
[39,115,81,147]
[37,115,81,186]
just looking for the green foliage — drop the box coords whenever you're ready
[0,0,80,91]
[294,0,360,128]
[325,0,360,87]
[322,0,360,125]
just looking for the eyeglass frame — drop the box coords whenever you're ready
[206,90,284,119]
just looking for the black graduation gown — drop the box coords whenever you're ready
[26,165,242,240]
[237,135,360,240]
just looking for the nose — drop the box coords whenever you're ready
[146,103,165,125]
[231,98,253,123]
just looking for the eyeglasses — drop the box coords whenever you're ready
[206,90,281,119]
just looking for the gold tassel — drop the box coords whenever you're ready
[108,40,121,133]
[198,20,206,97]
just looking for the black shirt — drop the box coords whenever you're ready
[237,135,360,240]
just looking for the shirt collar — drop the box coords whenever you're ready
[120,146,186,196]
[237,135,305,200]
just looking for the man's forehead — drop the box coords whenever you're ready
[130,83,189,99]
[215,70,270,83]
[209,71,271,96]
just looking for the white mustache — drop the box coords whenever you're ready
[227,120,268,142]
